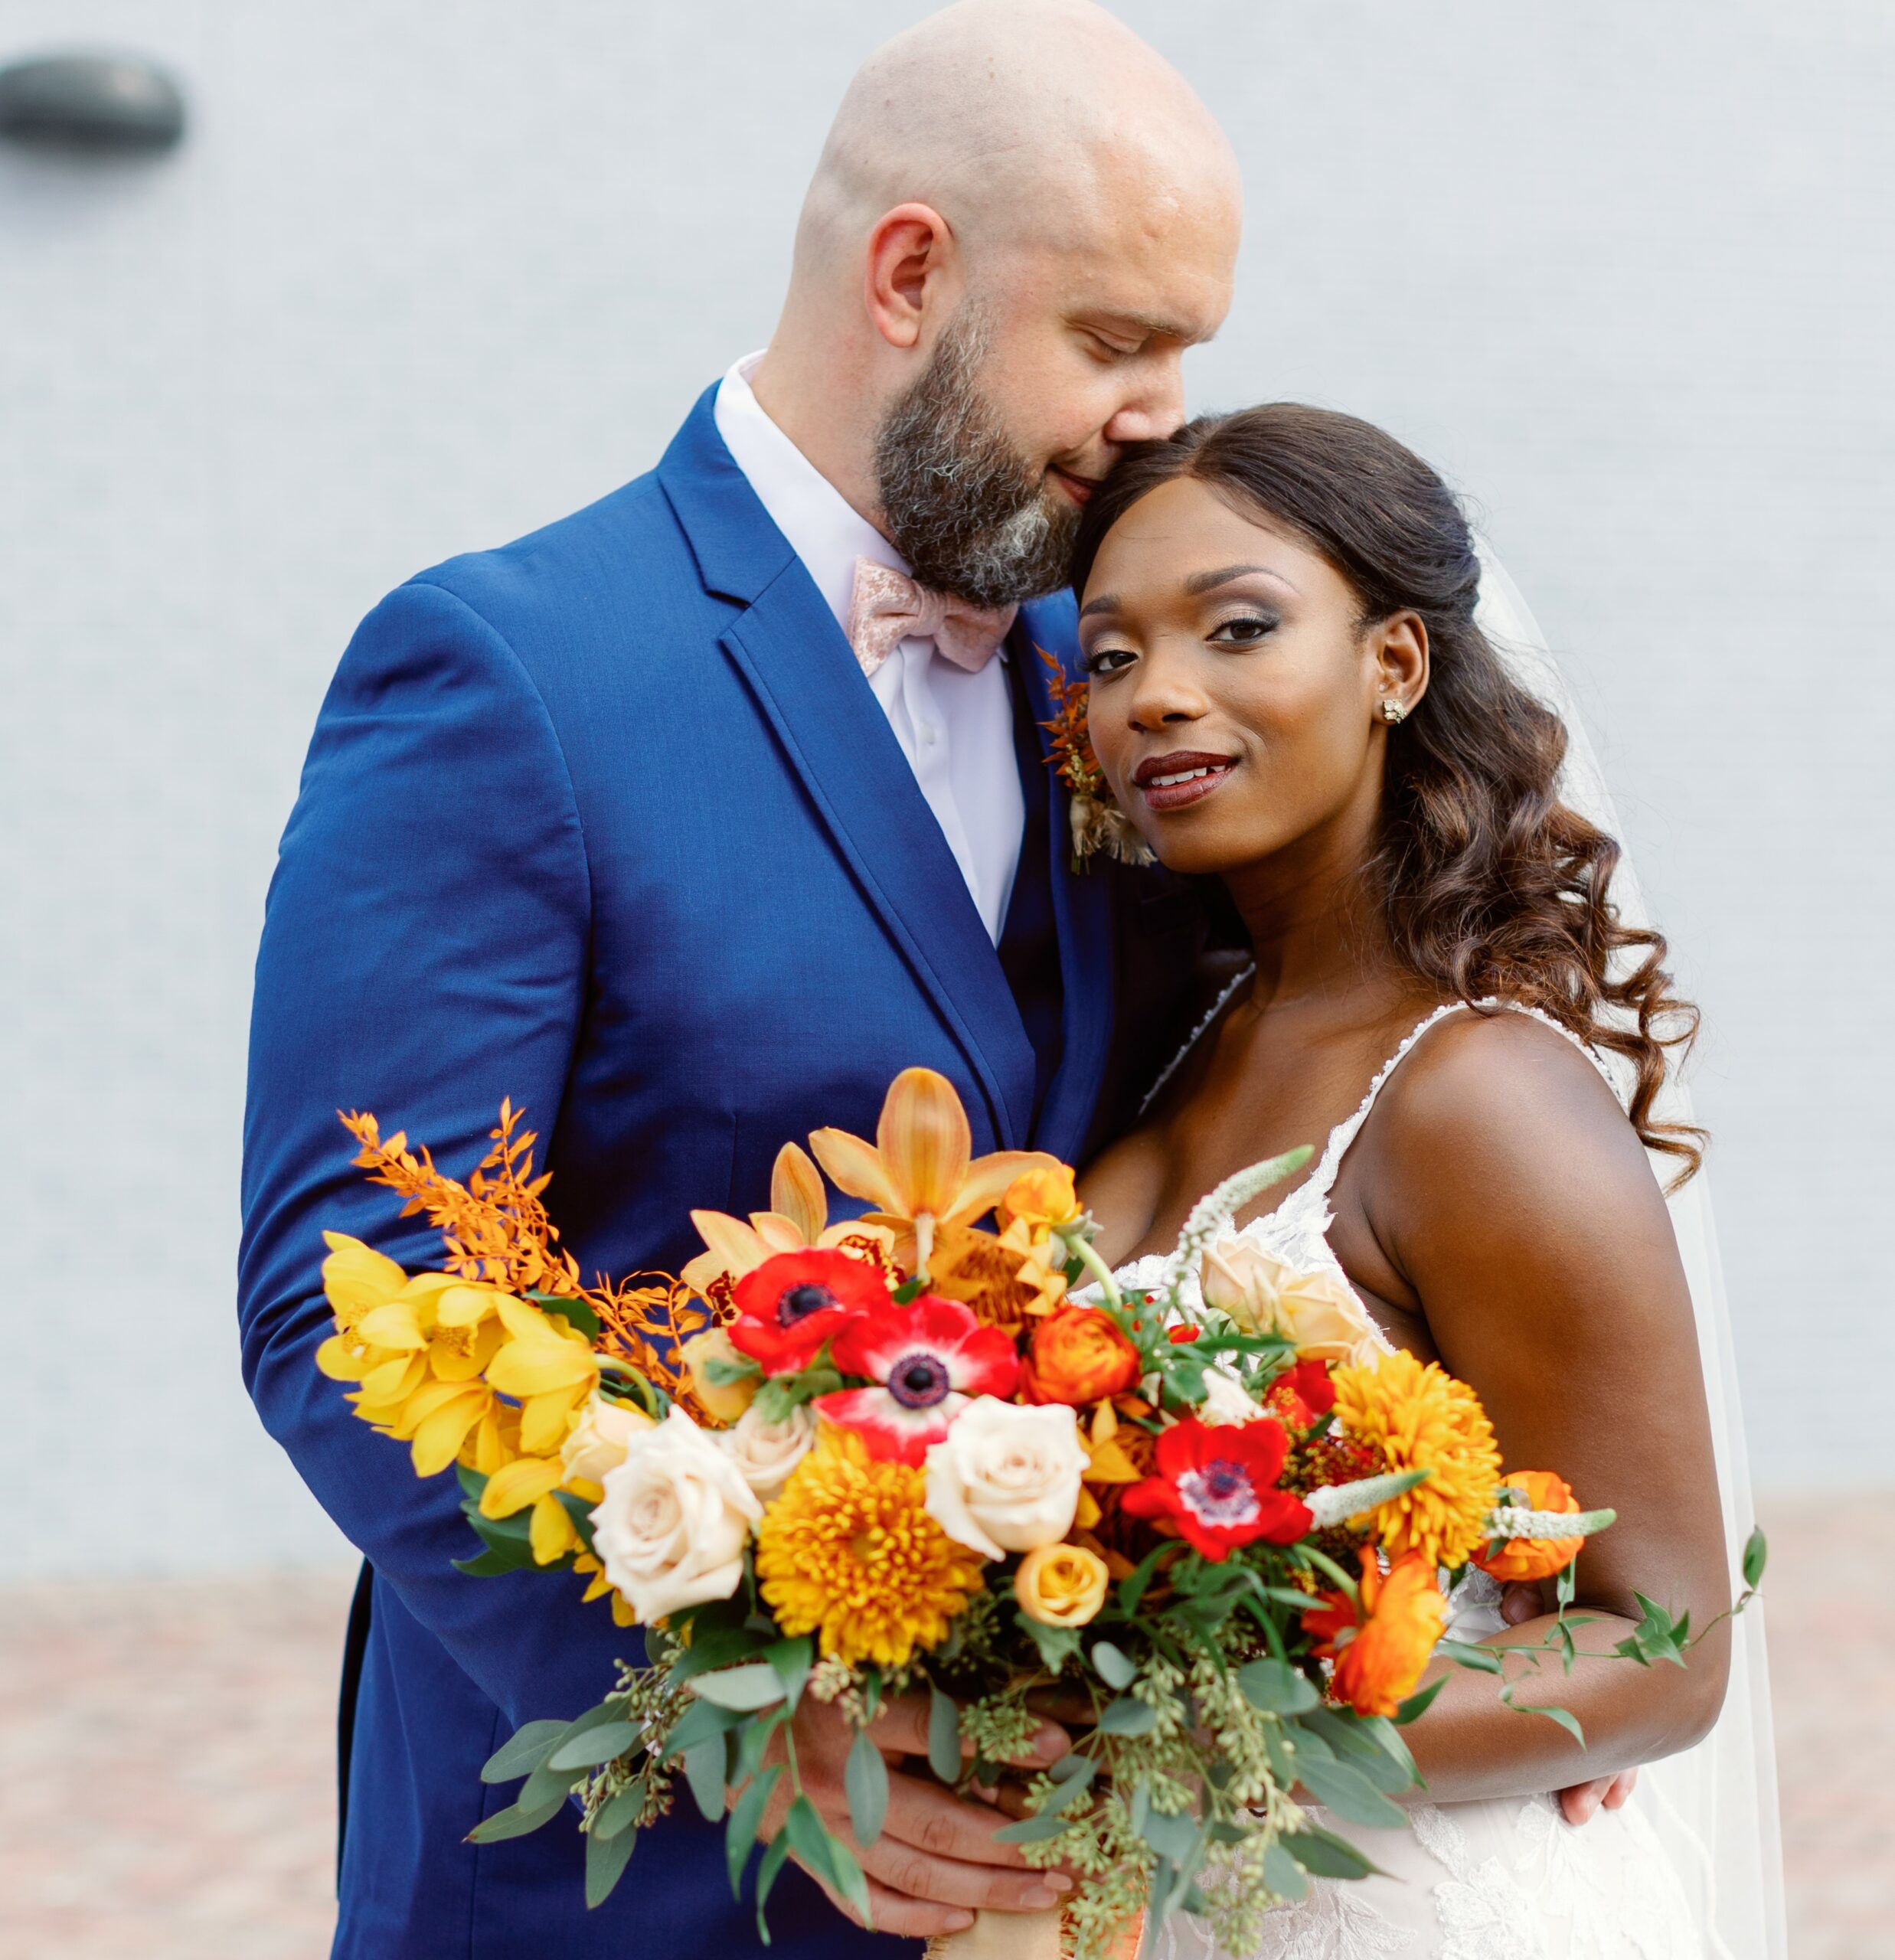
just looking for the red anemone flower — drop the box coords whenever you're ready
[815,1295,1020,1465]
[1119,1416,1313,1560]
[729,1248,892,1376]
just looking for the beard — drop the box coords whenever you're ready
[871,307,1080,609]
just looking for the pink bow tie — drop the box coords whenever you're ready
[844,558,1018,679]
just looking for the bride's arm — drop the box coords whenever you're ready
[1344,1011,1732,1803]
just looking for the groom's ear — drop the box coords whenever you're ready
[1372,611,1430,717]
[864,202,961,350]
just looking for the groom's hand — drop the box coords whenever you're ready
[756,1690,1077,1939]
[1500,1579,1641,1825]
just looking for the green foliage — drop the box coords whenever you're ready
[1742,1527,1769,1591]
[845,1728,889,1847]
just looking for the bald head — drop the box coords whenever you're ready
[795,0,1239,283]
[752,0,1241,602]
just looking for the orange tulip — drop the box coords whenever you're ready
[1475,1470,1586,1584]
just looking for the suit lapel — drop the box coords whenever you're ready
[658,390,1037,1147]
[1013,597,1117,1163]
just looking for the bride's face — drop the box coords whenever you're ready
[1077,475,1426,880]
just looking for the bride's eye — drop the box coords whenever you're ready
[1207,613,1278,648]
[1083,643,1137,677]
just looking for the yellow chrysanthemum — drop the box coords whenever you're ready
[755,1428,983,1669]
[1331,1350,1503,1569]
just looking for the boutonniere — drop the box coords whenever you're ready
[1037,648,1154,871]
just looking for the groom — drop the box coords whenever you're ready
[240,5,1242,1955]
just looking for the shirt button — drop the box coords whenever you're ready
[920,722,939,745]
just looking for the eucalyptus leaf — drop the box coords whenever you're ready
[452,1548,519,1578]
[766,1637,813,1713]
[482,1719,569,1785]
[518,1759,583,1813]
[992,1811,1076,1845]
[927,1684,962,1784]
[684,1732,730,1824]
[1237,1656,1318,1714]
[466,1784,570,1843]
[1138,1806,1200,1863]
[584,1814,638,1906]
[669,1625,772,1685]
[547,1720,643,1772]
[755,1827,793,1939]
[1294,1756,1407,1829]
[1090,1640,1137,1689]
[1097,1695,1157,1737]
[593,1775,648,1841]
[1037,1756,1097,1815]
[783,1794,838,1887]
[1281,1824,1384,1880]
[663,1695,750,1760]
[693,1661,789,1712]
[845,1728,889,1847]
[726,1766,781,1897]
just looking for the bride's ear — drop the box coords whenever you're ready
[1371,611,1429,723]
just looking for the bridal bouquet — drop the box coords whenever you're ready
[313,1071,1632,1958]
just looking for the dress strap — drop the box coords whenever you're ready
[1301,998,1628,1208]
[1137,962,1256,1118]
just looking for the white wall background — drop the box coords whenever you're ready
[3,0,1889,1578]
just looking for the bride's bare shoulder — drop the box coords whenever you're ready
[1364,1005,1656,1214]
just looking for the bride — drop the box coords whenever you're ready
[1070,404,1779,1957]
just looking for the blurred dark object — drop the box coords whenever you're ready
[0,52,186,154]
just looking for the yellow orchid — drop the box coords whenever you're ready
[681,1142,892,1297]
[483,1297,602,1455]
[808,1067,1060,1279]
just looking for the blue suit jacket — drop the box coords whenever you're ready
[240,387,1206,1958]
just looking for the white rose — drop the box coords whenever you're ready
[560,1391,655,1487]
[590,1406,763,1624]
[924,1397,1087,1563]
[720,1402,816,1503]
[1198,1364,1266,1426]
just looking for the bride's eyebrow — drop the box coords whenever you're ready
[1182,564,1300,597]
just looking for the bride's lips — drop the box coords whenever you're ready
[1132,750,1240,812]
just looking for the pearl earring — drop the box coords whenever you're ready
[1378,697,1406,725]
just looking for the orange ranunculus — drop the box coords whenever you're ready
[1302,1547,1448,1718]
[1475,1470,1586,1584]
[1022,1305,1142,1406]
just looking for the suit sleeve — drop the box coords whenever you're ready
[238,577,628,1721]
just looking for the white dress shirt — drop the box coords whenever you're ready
[714,354,1025,945]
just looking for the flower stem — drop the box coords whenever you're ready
[1064,1231,1123,1312]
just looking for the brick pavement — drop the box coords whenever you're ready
[0,1497,1884,1958]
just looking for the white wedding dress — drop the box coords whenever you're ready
[1120,992,1704,1960]
[1118,550,1782,1960]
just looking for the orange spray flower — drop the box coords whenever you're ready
[1302,1547,1449,1718]
[1475,1470,1586,1584]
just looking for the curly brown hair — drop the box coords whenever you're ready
[1070,403,1704,1183]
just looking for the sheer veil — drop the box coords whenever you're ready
[1473,544,1786,1960]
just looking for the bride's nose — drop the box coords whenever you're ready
[1126,651,1210,732]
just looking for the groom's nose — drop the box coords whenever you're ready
[1101,351,1188,447]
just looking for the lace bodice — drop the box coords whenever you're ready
[1123,986,1697,1960]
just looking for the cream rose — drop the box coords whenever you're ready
[923,1396,1087,1562]
[560,1391,655,1488]
[720,1402,816,1503]
[1201,1240,1380,1366]
[590,1406,762,1624]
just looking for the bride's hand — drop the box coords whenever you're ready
[1501,1579,1640,1825]
[756,1690,1076,1938]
